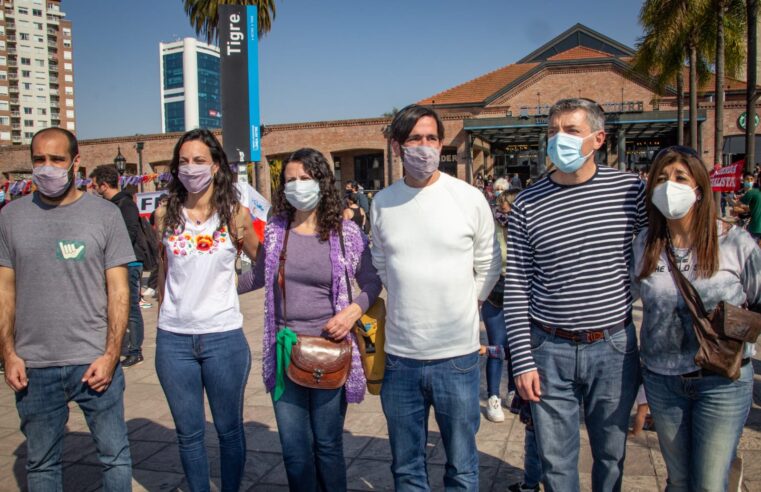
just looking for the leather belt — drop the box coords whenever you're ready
[681,358,751,379]
[532,316,631,344]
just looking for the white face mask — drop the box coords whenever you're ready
[284,179,321,211]
[651,181,698,219]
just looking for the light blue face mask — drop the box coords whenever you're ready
[0,190,5,202]
[547,132,596,173]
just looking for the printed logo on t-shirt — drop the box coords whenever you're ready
[56,240,86,261]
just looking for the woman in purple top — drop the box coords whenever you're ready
[238,148,381,492]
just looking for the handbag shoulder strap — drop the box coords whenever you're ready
[337,226,354,305]
[664,244,709,322]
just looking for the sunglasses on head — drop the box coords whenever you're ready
[654,145,699,160]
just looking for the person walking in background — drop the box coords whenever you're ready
[343,192,367,231]
[505,98,646,491]
[89,164,149,368]
[154,128,259,492]
[632,146,761,491]
[483,189,519,422]
[0,128,134,490]
[238,148,381,492]
[371,104,501,490]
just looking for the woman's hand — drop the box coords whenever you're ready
[325,303,363,340]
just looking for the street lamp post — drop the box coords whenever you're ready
[136,141,144,192]
[114,146,126,190]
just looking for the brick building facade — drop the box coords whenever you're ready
[1,23,760,200]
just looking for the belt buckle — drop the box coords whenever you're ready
[585,331,604,343]
[681,369,703,379]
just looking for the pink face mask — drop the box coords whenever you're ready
[402,145,440,182]
[177,163,213,193]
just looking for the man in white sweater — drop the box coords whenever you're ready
[370,104,501,490]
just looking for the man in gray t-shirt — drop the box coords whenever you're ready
[0,128,134,489]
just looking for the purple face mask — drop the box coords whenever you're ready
[178,163,213,193]
[402,145,440,182]
[32,162,74,198]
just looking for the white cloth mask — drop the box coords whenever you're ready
[284,179,321,211]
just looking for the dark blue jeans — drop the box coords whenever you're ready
[381,351,481,491]
[15,364,132,491]
[529,322,639,492]
[124,264,144,357]
[272,375,348,492]
[155,328,251,492]
[481,301,513,398]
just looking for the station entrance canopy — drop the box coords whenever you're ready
[463,108,708,146]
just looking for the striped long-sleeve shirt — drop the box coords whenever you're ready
[504,165,646,376]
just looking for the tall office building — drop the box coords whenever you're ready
[159,37,221,133]
[0,0,74,145]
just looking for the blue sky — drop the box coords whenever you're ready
[63,0,645,140]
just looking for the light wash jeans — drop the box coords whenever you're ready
[529,322,639,492]
[381,351,481,491]
[643,362,753,491]
[15,364,132,492]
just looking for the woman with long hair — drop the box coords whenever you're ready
[632,146,761,491]
[237,148,381,491]
[154,128,259,492]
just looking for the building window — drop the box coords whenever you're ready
[0,41,5,50]
[0,71,6,80]
[0,56,6,65]
[63,51,71,60]
[0,116,8,126]
[64,74,72,82]
[23,107,32,114]
[22,70,31,77]
[163,52,183,90]
[66,109,73,118]
[20,57,31,65]
[24,119,33,127]
[64,62,72,71]
[34,22,42,30]
[0,132,10,141]
[36,95,45,102]
[34,35,43,43]
[64,86,72,95]
[63,39,71,48]
[22,82,31,89]
[18,7,28,14]
[35,59,44,67]
[24,131,34,139]
[32,8,42,16]
[197,52,221,129]
[63,28,71,37]
[164,100,185,132]
[37,108,46,115]
[0,101,8,110]
[0,86,7,95]
[66,122,74,130]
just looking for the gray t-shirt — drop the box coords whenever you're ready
[632,224,761,375]
[0,192,136,368]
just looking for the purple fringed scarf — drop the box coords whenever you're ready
[261,214,367,403]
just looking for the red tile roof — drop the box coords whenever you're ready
[418,62,539,106]
[546,46,613,61]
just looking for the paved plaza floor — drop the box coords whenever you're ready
[2,292,761,491]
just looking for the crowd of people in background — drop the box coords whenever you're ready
[1,98,760,492]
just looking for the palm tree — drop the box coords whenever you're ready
[747,0,759,173]
[183,0,277,43]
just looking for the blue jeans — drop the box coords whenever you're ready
[124,264,144,357]
[481,301,513,397]
[272,375,348,492]
[523,424,542,488]
[529,322,639,492]
[155,328,251,492]
[381,351,481,491]
[15,364,132,491]
[643,363,752,491]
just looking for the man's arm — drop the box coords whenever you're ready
[473,196,501,301]
[503,200,541,401]
[369,200,387,286]
[81,265,129,392]
[0,266,26,392]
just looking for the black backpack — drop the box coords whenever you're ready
[137,216,160,272]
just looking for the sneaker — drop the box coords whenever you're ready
[141,287,156,298]
[486,395,505,422]
[139,298,152,309]
[504,390,516,408]
[121,354,144,368]
[508,482,540,492]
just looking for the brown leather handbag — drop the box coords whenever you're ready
[666,248,761,380]
[279,225,352,389]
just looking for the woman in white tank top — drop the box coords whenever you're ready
[154,129,259,492]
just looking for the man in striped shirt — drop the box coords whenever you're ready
[504,98,646,492]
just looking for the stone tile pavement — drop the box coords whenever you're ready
[2,293,761,491]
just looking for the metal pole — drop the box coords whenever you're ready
[136,141,144,193]
[465,133,474,184]
[746,0,758,173]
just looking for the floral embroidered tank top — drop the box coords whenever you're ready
[158,209,243,334]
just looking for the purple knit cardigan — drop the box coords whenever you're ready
[261,214,367,403]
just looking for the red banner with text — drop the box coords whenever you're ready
[710,159,745,192]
